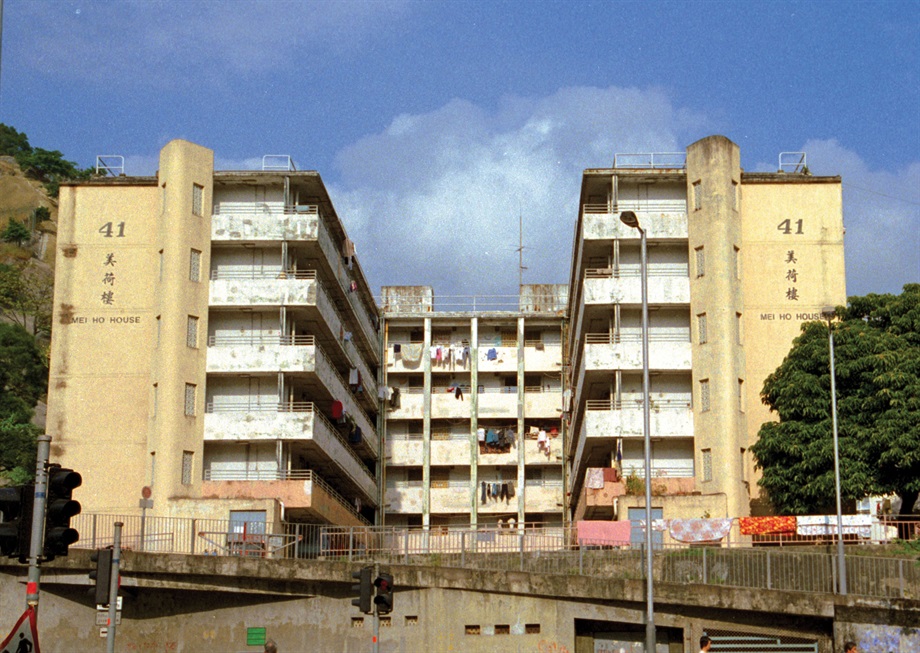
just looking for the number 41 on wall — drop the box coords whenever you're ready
[98,222,126,237]
[777,219,803,235]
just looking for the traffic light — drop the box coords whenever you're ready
[43,465,82,561]
[0,485,33,562]
[351,566,373,614]
[374,572,393,615]
[89,548,113,606]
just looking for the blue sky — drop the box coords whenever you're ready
[1,0,917,300]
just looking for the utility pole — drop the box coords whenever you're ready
[106,522,123,653]
[25,436,51,608]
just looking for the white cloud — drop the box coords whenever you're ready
[15,0,411,87]
[329,86,706,299]
[800,139,920,297]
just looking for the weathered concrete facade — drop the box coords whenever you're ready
[567,136,846,524]
[381,285,567,529]
[48,142,380,531]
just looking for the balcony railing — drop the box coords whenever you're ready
[210,268,317,280]
[619,465,694,479]
[208,334,316,347]
[583,200,688,214]
[585,332,689,344]
[202,468,368,524]
[203,401,374,478]
[585,398,692,411]
[584,265,688,279]
[212,203,320,216]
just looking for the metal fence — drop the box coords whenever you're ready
[70,514,919,600]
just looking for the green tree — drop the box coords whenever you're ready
[0,263,54,338]
[1,220,31,246]
[0,123,32,160]
[0,323,47,482]
[752,284,920,516]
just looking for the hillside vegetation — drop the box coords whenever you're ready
[0,124,93,483]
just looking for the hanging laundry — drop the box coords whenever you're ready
[377,386,388,400]
[331,401,344,420]
[401,344,422,364]
[349,280,358,292]
[430,346,438,361]
[481,481,487,504]
[455,386,464,401]
[500,483,509,502]
[454,348,464,363]
[343,331,352,342]
[342,238,356,258]
[487,348,498,361]
[477,428,486,442]
[393,343,402,354]
[389,387,401,409]
[349,368,359,384]
[350,426,362,444]
[507,481,515,498]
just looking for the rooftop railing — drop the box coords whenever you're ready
[613,152,686,169]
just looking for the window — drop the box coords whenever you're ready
[184,383,197,416]
[699,379,710,412]
[158,249,164,281]
[465,625,481,636]
[405,616,418,627]
[156,315,161,346]
[697,313,707,344]
[181,450,193,485]
[738,378,745,412]
[692,180,702,211]
[495,625,510,635]
[736,312,743,344]
[695,246,705,278]
[525,624,541,635]
[734,245,741,279]
[351,618,364,628]
[187,316,199,348]
[732,180,739,211]
[192,183,204,217]
[189,249,202,282]
[152,383,158,417]
[702,449,713,482]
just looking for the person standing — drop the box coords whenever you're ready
[264,639,278,653]
[699,635,712,652]
[844,643,857,653]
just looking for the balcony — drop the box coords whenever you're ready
[201,469,369,526]
[581,268,690,305]
[385,484,423,514]
[203,403,377,502]
[430,439,471,466]
[523,482,564,513]
[582,206,688,242]
[385,437,423,466]
[477,389,518,419]
[211,204,320,242]
[477,346,518,373]
[523,342,563,372]
[523,388,562,419]
[387,388,424,419]
[582,333,692,371]
[207,334,324,374]
[583,398,693,439]
[431,482,472,513]
[523,436,562,464]
[431,389,471,419]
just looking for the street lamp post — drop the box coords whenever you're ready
[822,306,847,595]
[620,211,655,651]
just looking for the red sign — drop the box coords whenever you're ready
[1,605,41,653]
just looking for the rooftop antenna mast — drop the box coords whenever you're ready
[517,206,528,290]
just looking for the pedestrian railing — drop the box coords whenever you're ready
[70,514,920,600]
